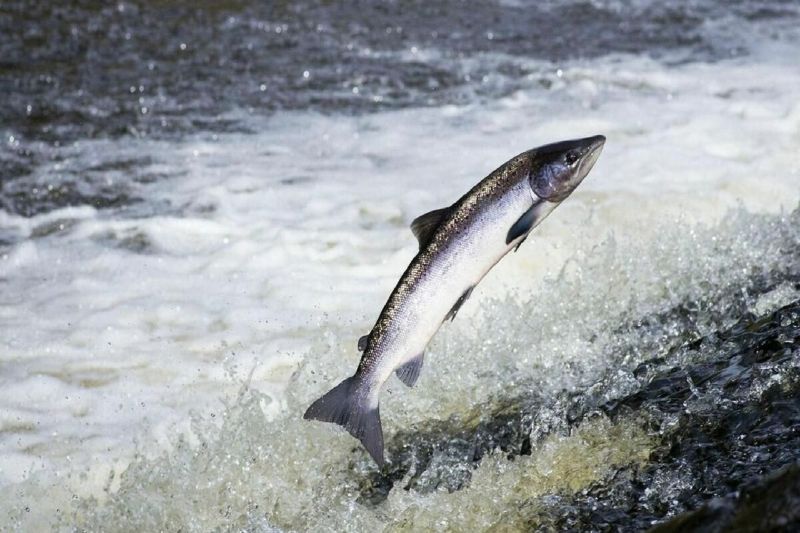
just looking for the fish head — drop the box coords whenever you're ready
[528,135,605,202]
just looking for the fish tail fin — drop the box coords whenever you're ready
[303,376,385,467]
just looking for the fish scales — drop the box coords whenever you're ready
[304,135,605,466]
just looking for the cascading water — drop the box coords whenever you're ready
[1,1,799,530]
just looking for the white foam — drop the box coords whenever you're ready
[1,36,799,529]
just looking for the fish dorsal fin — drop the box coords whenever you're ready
[410,206,453,250]
[357,334,369,352]
[395,352,424,387]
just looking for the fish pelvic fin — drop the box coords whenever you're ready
[303,376,385,467]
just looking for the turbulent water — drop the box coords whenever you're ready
[1,0,799,530]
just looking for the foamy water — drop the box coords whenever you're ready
[1,2,800,530]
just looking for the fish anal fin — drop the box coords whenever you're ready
[357,334,369,352]
[395,352,424,387]
[410,206,453,250]
[445,286,474,322]
[303,376,385,467]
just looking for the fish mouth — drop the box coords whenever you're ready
[576,134,605,178]
[586,134,605,154]
[581,134,605,163]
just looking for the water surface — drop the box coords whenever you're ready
[1,0,799,530]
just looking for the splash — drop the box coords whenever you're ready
[3,203,798,531]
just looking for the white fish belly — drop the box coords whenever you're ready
[374,182,544,386]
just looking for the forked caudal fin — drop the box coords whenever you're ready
[303,376,385,467]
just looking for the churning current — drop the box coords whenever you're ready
[1,0,799,530]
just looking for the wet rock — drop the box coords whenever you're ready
[649,462,800,532]
[357,292,800,530]
[91,229,156,254]
[30,218,79,238]
[537,299,800,530]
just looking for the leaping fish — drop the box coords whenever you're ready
[304,135,606,466]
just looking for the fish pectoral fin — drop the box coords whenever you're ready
[357,334,369,352]
[445,286,474,322]
[506,201,546,245]
[410,206,453,250]
[514,235,527,252]
[395,352,424,387]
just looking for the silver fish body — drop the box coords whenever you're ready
[304,135,605,466]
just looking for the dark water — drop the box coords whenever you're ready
[354,207,800,529]
[3,1,800,530]
[4,0,798,142]
[2,0,799,217]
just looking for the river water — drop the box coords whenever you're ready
[1,0,799,530]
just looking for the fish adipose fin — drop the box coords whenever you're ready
[506,201,546,245]
[410,206,453,249]
[303,376,385,467]
[395,352,424,387]
[445,286,473,322]
[357,334,369,352]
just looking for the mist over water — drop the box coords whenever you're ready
[1,0,800,530]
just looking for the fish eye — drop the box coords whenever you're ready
[565,151,579,165]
